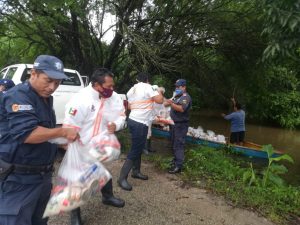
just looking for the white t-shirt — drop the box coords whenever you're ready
[127,82,159,126]
[63,85,126,145]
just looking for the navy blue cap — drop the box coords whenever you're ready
[33,55,68,80]
[0,79,15,90]
[175,79,186,86]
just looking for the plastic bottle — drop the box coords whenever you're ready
[79,164,98,184]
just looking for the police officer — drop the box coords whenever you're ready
[0,79,15,95]
[118,72,164,191]
[63,68,126,225]
[0,55,78,225]
[165,79,192,174]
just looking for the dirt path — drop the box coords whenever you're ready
[49,156,275,225]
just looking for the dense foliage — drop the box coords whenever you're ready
[0,0,299,127]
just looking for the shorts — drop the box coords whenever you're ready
[230,131,245,144]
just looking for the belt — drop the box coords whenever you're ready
[13,163,54,174]
[174,120,189,123]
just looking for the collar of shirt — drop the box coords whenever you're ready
[87,84,101,100]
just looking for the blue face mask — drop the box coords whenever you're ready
[174,88,183,96]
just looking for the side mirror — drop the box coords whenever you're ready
[81,76,89,87]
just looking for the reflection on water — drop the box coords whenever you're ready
[190,111,300,185]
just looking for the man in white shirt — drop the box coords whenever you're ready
[63,68,126,225]
[118,72,164,191]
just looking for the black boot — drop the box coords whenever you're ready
[101,179,125,208]
[131,157,148,180]
[70,208,83,225]
[143,140,149,155]
[118,159,133,191]
[147,139,155,152]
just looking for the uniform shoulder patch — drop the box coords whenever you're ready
[69,107,77,116]
[12,104,33,112]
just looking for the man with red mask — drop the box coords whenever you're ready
[63,68,126,225]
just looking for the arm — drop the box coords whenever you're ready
[152,91,164,104]
[24,126,78,144]
[231,98,236,107]
[168,100,184,112]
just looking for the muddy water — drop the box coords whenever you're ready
[189,111,300,185]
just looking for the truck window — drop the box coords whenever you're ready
[5,67,18,79]
[61,72,81,86]
[21,68,31,82]
[0,68,8,79]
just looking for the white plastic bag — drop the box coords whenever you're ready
[43,141,111,218]
[88,131,121,163]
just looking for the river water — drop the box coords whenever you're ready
[189,111,300,185]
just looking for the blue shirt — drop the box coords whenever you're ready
[0,82,57,184]
[224,110,245,132]
[170,92,192,123]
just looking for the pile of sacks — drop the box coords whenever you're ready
[187,126,226,143]
[43,131,120,217]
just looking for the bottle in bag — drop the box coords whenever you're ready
[79,164,98,184]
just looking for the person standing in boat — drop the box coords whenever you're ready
[221,98,245,145]
[165,79,192,174]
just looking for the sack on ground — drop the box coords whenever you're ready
[43,141,111,218]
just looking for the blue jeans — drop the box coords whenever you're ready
[127,119,148,161]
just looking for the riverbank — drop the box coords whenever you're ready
[49,156,275,225]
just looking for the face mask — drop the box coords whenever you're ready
[99,86,113,98]
[174,88,183,96]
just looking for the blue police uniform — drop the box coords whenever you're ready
[0,82,57,225]
[170,92,192,169]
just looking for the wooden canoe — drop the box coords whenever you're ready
[151,127,284,159]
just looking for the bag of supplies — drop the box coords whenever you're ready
[88,131,121,163]
[43,141,111,218]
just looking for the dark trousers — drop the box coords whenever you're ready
[170,122,189,168]
[127,119,148,161]
[0,176,52,225]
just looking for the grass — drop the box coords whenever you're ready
[147,145,300,225]
[116,129,300,224]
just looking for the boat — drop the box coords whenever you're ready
[151,127,284,159]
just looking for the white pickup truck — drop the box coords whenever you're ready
[0,64,87,124]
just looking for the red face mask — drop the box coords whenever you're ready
[99,86,113,98]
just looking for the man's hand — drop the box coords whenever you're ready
[62,128,78,142]
[165,99,173,106]
[107,122,116,134]
[221,113,226,117]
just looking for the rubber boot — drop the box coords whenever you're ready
[70,208,83,225]
[118,159,133,191]
[147,138,155,152]
[131,157,148,180]
[143,140,149,155]
[101,179,125,207]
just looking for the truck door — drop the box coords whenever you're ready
[52,70,84,124]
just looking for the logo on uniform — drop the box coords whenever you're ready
[12,104,33,112]
[91,105,95,112]
[69,107,77,116]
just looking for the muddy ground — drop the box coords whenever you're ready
[49,153,275,225]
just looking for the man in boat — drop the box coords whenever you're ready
[221,98,245,145]
[165,79,192,174]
